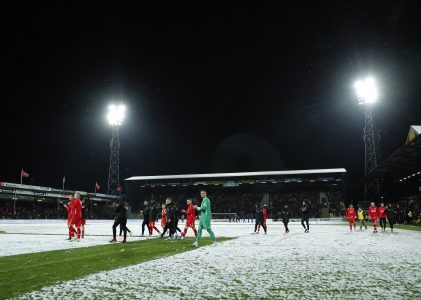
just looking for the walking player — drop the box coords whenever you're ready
[64,195,76,240]
[368,202,378,233]
[257,205,267,234]
[280,205,290,234]
[345,204,357,231]
[357,206,367,230]
[301,201,310,233]
[110,202,128,243]
[70,192,83,241]
[141,200,150,236]
[161,203,167,231]
[148,201,161,236]
[191,190,216,247]
[180,198,197,239]
[378,202,388,232]
[386,203,396,232]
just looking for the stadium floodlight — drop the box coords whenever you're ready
[107,104,126,126]
[354,77,378,105]
[354,76,381,201]
[106,103,126,195]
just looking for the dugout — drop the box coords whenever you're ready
[125,168,346,218]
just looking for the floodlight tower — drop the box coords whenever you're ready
[107,104,125,195]
[354,77,380,202]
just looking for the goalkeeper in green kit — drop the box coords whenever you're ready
[191,190,216,247]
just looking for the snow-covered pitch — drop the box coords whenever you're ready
[1,219,421,299]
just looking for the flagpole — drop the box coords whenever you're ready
[20,169,22,185]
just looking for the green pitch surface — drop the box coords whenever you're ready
[394,224,421,231]
[343,222,421,232]
[0,237,232,300]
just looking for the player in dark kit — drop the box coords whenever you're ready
[254,204,260,233]
[280,205,290,234]
[110,202,128,243]
[256,206,267,234]
[161,198,177,239]
[301,201,310,233]
[120,225,132,237]
[141,200,150,236]
[80,199,87,238]
[386,203,396,232]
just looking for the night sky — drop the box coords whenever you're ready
[1,3,420,200]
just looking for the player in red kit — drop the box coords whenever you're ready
[180,199,197,239]
[257,205,268,234]
[64,195,76,240]
[368,202,378,233]
[70,192,83,241]
[377,202,388,232]
[161,203,167,230]
[345,204,357,231]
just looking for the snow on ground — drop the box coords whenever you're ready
[0,220,149,256]
[0,219,338,257]
[5,220,421,299]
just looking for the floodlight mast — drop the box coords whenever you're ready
[354,77,380,202]
[107,104,125,195]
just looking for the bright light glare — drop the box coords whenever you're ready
[354,77,378,105]
[107,104,126,126]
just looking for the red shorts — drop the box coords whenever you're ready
[371,217,377,223]
[71,218,82,227]
[148,221,156,227]
[186,220,196,228]
[348,218,356,223]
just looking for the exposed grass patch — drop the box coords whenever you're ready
[394,224,421,232]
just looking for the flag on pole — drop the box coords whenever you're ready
[21,170,29,178]
[62,176,66,190]
[95,182,100,193]
[20,169,29,184]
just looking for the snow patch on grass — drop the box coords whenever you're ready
[17,224,421,299]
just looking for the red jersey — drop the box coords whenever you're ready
[377,207,387,218]
[262,207,267,222]
[67,200,75,220]
[345,207,356,219]
[161,208,167,225]
[65,203,70,215]
[71,198,82,221]
[368,206,378,219]
[184,203,196,223]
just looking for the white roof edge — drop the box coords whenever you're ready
[410,125,421,134]
[125,168,347,181]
